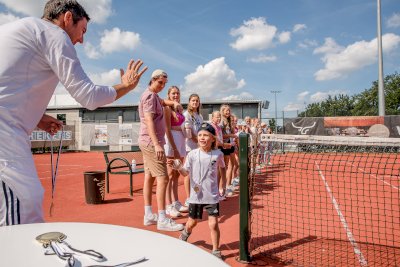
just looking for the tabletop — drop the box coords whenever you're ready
[0,222,229,267]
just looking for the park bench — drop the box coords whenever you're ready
[103,146,144,196]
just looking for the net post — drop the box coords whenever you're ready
[238,132,251,262]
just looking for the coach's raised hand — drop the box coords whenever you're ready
[114,58,148,100]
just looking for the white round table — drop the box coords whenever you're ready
[0,222,229,267]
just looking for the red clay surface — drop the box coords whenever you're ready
[248,151,400,266]
[34,151,262,267]
[35,150,399,266]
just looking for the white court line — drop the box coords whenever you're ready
[315,162,368,267]
[349,163,399,191]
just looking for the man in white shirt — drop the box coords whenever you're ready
[0,0,147,226]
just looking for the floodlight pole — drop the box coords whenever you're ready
[271,90,281,134]
[377,0,385,116]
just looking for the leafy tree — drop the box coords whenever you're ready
[299,72,400,117]
[268,118,276,132]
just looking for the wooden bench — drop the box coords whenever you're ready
[103,146,144,196]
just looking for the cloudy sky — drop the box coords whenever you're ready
[0,0,399,118]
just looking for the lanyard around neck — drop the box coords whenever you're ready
[49,126,64,216]
[197,149,212,185]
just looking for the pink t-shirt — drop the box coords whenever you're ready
[138,88,166,146]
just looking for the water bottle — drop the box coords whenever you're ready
[184,121,192,138]
[131,159,136,172]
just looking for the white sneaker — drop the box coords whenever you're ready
[143,213,158,226]
[225,187,234,197]
[157,218,184,232]
[166,204,182,217]
[184,198,190,207]
[175,201,189,213]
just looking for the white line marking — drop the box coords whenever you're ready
[316,162,368,267]
[349,163,399,191]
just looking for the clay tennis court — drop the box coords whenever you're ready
[34,146,400,266]
[248,147,400,266]
[34,151,255,267]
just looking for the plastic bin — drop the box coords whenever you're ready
[83,171,105,204]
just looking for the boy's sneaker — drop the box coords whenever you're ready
[143,213,158,226]
[157,218,184,232]
[175,201,189,213]
[212,250,223,260]
[225,186,234,197]
[179,228,190,241]
[184,198,190,207]
[166,204,182,217]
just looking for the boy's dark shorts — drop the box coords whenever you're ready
[188,203,219,219]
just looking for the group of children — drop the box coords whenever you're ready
[138,69,272,260]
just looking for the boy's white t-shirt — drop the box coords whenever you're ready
[184,148,225,204]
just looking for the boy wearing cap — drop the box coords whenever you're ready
[173,123,226,259]
[139,69,183,232]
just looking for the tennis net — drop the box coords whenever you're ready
[238,133,400,267]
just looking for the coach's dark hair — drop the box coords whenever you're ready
[42,0,90,24]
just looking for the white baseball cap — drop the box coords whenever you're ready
[151,69,168,79]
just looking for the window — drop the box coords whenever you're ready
[242,104,258,118]
[57,114,66,124]
[122,109,138,122]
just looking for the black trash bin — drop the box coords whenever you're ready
[83,171,105,204]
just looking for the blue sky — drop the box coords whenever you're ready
[0,0,399,118]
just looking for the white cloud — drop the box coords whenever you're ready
[309,90,347,102]
[0,0,112,24]
[313,37,343,55]
[222,92,254,101]
[297,91,309,101]
[387,13,400,28]
[89,69,121,85]
[84,42,101,59]
[298,39,318,49]
[247,54,277,63]
[100,27,141,54]
[314,34,400,81]
[278,31,291,44]
[230,17,277,51]
[0,0,45,17]
[284,102,304,112]
[293,24,306,33]
[0,12,20,25]
[81,0,113,24]
[183,57,246,100]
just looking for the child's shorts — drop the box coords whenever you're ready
[188,203,219,219]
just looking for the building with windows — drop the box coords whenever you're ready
[36,100,262,151]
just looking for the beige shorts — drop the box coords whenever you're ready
[139,143,167,178]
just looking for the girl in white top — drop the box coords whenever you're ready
[183,94,203,204]
[163,86,188,217]
[219,104,237,197]
[174,123,226,259]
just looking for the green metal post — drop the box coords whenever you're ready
[238,132,251,262]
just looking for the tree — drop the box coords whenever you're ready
[300,72,400,117]
[268,118,276,132]
[352,72,400,115]
[298,95,354,117]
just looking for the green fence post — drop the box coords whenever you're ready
[238,132,251,262]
